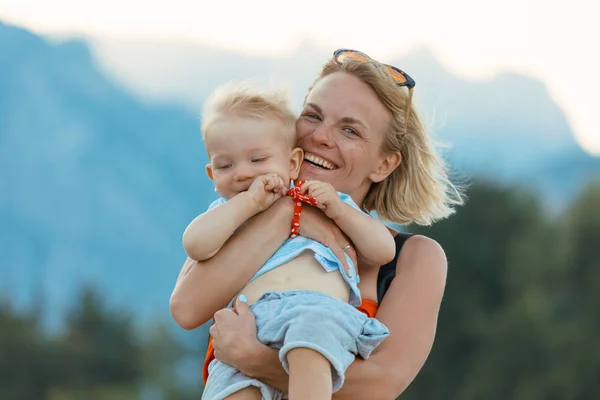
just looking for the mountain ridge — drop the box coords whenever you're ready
[1,21,598,326]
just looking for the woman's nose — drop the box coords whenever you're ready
[311,123,335,147]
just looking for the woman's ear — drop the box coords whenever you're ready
[369,152,402,183]
[289,147,304,180]
[205,164,214,181]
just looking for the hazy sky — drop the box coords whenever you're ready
[2,0,598,154]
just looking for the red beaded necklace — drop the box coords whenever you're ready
[285,180,318,238]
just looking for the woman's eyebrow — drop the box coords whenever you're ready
[305,102,322,113]
[306,102,367,129]
[340,117,367,129]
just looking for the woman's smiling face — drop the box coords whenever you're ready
[296,71,392,203]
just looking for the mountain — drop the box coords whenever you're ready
[0,21,214,329]
[90,37,600,204]
[1,20,599,329]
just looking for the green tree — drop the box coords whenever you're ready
[0,298,52,400]
[53,285,142,398]
[402,181,560,399]
[139,320,204,399]
[399,180,600,399]
[1,285,206,399]
[548,182,600,400]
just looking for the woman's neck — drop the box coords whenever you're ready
[348,180,371,209]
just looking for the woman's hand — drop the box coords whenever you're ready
[211,297,294,391]
[209,297,266,373]
[298,205,357,270]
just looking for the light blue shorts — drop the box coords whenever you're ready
[202,290,389,400]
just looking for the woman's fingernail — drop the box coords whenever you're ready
[239,294,248,303]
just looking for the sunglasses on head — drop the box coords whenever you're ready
[333,49,416,89]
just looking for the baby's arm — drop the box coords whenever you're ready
[183,174,288,261]
[182,192,262,261]
[333,202,396,266]
[301,181,395,267]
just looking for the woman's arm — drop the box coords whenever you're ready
[216,235,447,399]
[210,302,288,389]
[170,196,294,330]
[332,235,448,399]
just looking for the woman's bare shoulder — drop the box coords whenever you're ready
[396,234,448,279]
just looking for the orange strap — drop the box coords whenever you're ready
[355,298,378,318]
[203,338,215,383]
[202,299,379,383]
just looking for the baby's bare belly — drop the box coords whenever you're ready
[241,251,350,304]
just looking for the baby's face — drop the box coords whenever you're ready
[205,116,298,199]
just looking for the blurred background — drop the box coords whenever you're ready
[0,1,598,399]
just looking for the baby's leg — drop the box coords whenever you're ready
[203,359,282,400]
[263,293,388,395]
[223,386,262,400]
[253,291,389,398]
[287,347,332,400]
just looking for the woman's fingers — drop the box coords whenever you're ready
[343,244,357,268]
[331,245,352,275]
[233,295,250,314]
[296,205,355,268]
[209,322,218,338]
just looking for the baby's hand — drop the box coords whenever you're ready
[248,174,287,212]
[300,180,344,220]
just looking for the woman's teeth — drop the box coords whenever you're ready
[304,153,335,170]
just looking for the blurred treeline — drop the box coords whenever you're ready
[0,288,201,400]
[404,179,600,400]
[1,179,599,400]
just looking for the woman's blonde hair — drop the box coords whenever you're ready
[310,58,464,226]
[201,81,297,148]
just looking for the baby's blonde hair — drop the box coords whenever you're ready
[311,58,464,226]
[201,81,297,148]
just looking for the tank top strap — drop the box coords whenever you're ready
[377,232,414,303]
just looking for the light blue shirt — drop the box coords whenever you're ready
[207,192,364,306]
[369,210,407,233]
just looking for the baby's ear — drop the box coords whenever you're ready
[205,164,214,181]
[289,147,304,180]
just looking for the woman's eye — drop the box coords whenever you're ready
[343,127,359,136]
[304,112,321,121]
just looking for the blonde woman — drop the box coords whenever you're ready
[171,49,463,399]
